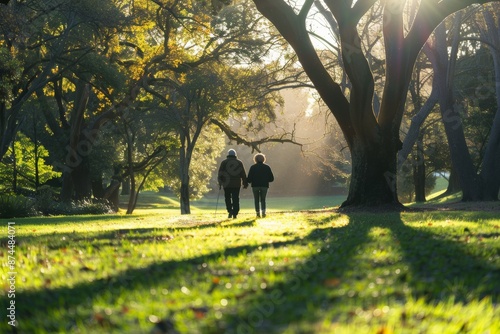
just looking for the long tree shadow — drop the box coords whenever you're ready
[0,219,256,251]
[0,224,298,333]
[2,213,498,333]
[222,212,500,333]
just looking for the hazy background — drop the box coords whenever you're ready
[208,88,350,197]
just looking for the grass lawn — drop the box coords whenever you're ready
[129,192,346,214]
[1,194,499,333]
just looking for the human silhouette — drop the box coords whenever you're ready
[246,153,274,217]
[217,149,248,219]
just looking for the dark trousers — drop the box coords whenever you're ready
[224,187,241,215]
[252,187,268,214]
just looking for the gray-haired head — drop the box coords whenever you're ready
[254,153,266,163]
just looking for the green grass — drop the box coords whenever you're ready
[191,194,345,212]
[1,195,499,333]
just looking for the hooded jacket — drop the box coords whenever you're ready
[218,155,248,188]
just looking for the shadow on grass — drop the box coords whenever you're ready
[0,213,136,226]
[0,219,256,250]
[222,213,500,333]
[1,234,299,333]
[2,213,498,333]
[0,217,268,332]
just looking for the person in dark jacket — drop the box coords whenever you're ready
[246,153,274,218]
[218,149,248,219]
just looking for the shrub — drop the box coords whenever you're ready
[48,199,113,216]
[34,186,113,216]
[0,194,38,218]
[35,185,57,215]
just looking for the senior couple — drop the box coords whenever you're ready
[217,149,274,219]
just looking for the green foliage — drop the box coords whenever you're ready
[75,53,126,91]
[0,194,38,218]
[0,47,21,107]
[397,162,437,203]
[454,46,497,169]
[47,199,113,216]
[33,185,112,215]
[0,133,61,192]
[163,125,225,199]
[34,185,58,215]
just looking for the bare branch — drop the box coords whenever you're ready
[210,118,302,153]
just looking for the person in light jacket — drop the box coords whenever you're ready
[246,153,274,218]
[218,149,248,219]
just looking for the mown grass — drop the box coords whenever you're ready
[128,192,345,214]
[1,195,499,333]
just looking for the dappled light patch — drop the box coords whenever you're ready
[2,210,499,333]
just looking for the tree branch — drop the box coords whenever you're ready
[210,118,302,153]
[252,0,354,148]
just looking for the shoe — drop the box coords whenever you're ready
[256,213,261,218]
[228,213,232,219]
[262,213,266,218]
[233,214,237,219]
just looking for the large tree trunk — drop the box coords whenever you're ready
[438,96,482,201]
[446,168,461,194]
[432,17,482,201]
[72,161,92,200]
[59,81,90,201]
[251,0,495,209]
[478,6,500,200]
[60,172,74,202]
[341,138,401,208]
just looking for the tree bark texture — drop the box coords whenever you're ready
[179,142,192,215]
[251,0,499,207]
[478,6,500,200]
[446,169,462,195]
[431,15,499,201]
[60,81,90,201]
[342,138,401,207]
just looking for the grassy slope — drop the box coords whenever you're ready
[1,194,499,333]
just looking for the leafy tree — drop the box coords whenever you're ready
[0,132,60,193]
[404,6,500,201]
[134,0,296,214]
[251,0,499,208]
[0,0,132,202]
[396,4,500,202]
[115,98,175,214]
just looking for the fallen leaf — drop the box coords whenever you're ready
[190,306,209,319]
[323,278,341,287]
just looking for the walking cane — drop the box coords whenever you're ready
[214,185,221,218]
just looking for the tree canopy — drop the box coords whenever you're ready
[1,0,499,215]
[251,0,500,208]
